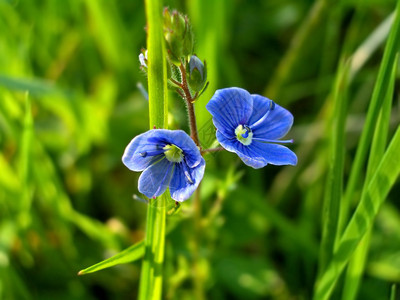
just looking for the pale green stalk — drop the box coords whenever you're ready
[138,0,168,299]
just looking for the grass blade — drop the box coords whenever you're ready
[314,123,400,300]
[339,2,400,235]
[341,54,398,300]
[390,285,397,300]
[18,93,34,229]
[318,59,349,274]
[78,240,145,275]
[0,75,64,96]
[264,0,334,101]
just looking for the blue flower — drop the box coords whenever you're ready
[122,129,205,202]
[206,87,297,168]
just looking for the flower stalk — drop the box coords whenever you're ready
[175,62,205,299]
[139,0,167,299]
[178,62,201,147]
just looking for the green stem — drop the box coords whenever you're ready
[146,0,167,130]
[139,196,167,300]
[176,62,204,300]
[192,184,205,300]
[139,0,167,299]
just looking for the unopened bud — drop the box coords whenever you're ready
[187,55,207,92]
[163,8,194,64]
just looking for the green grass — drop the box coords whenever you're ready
[0,0,399,299]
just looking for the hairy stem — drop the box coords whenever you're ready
[177,62,205,300]
[201,147,224,154]
[178,63,200,147]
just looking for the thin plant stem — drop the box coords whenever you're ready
[176,61,205,300]
[201,147,224,154]
[192,184,205,300]
[178,63,200,147]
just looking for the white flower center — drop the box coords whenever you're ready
[163,144,183,162]
[235,124,253,146]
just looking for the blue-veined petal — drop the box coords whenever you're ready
[169,158,206,202]
[216,130,297,168]
[122,130,166,171]
[216,130,266,167]
[251,141,297,166]
[250,95,294,140]
[215,130,240,153]
[217,130,268,168]
[206,88,253,138]
[247,94,274,126]
[138,157,174,198]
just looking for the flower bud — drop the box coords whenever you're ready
[163,8,194,64]
[187,55,207,93]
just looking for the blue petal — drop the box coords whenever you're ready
[215,130,240,153]
[250,95,294,140]
[123,129,202,170]
[206,88,253,138]
[216,130,297,168]
[138,157,174,198]
[122,130,166,171]
[247,94,274,125]
[216,130,268,168]
[247,141,297,167]
[158,130,202,168]
[169,158,206,202]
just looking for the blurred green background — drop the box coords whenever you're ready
[1,0,399,299]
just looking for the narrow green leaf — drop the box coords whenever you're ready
[314,124,400,300]
[341,54,398,300]
[264,0,334,101]
[17,93,34,228]
[349,12,395,80]
[339,2,400,235]
[0,75,64,96]
[318,59,349,275]
[78,240,145,275]
[390,285,397,300]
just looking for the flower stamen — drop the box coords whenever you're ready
[181,162,194,184]
[163,144,184,162]
[140,149,165,157]
[235,124,253,145]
